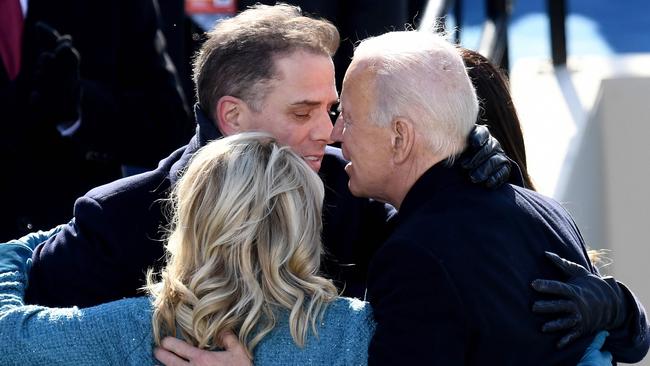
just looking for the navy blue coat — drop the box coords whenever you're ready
[25,106,393,307]
[366,162,649,365]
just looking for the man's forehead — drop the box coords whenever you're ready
[289,99,337,107]
[340,77,366,104]
[256,52,337,111]
[272,50,333,72]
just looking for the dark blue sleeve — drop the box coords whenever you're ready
[604,280,650,363]
[25,191,166,308]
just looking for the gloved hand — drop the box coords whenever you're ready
[531,252,628,348]
[29,22,81,127]
[461,125,511,189]
[577,331,613,366]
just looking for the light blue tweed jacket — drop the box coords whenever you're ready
[0,229,374,365]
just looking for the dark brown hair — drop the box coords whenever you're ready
[193,3,340,119]
[461,48,535,190]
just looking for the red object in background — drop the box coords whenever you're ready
[185,0,236,15]
[0,0,24,80]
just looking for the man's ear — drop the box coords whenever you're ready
[391,118,414,164]
[214,96,247,136]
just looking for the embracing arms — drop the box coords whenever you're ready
[0,230,154,364]
[532,252,650,363]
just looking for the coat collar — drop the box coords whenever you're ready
[395,161,468,225]
[169,104,223,186]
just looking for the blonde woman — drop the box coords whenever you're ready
[0,133,373,365]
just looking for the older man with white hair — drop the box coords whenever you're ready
[331,30,649,365]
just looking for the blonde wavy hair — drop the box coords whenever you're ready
[146,132,337,358]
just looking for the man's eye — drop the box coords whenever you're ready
[294,112,310,119]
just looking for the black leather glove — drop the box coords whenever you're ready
[29,22,81,127]
[461,125,511,189]
[531,251,628,349]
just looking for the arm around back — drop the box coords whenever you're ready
[603,281,650,363]
[25,171,170,308]
[0,237,154,365]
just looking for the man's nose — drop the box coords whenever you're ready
[313,111,334,143]
[330,115,344,143]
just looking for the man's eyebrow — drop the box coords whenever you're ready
[289,100,322,107]
[289,98,340,107]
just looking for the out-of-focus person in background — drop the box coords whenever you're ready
[0,0,192,241]
[460,47,536,190]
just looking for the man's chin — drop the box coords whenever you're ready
[347,180,367,198]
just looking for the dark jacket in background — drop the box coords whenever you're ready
[25,106,393,307]
[0,0,192,241]
[367,163,649,365]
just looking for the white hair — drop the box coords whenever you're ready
[352,30,478,161]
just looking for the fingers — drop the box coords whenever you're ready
[462,125,491,170]
[467,124,489,149]
[160,337,202,361]
[219,331,241,350]
[468,154,509,183]
[532,299,577,314]
[485,164,511,189]
[33,39,77,78]
[34,22,78,61]
[34,22,62,51]
[531,279,573,297]
[544,251,589,276]
[218,331,252,364]
[542,316,580,333]
[532,299,581,333]
[557,329,582,349]
[463,138,499,170]
[154,346,188,366]
[53,41,81,73]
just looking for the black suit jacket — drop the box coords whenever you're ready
[19,0,192,166]
[366,163,649,365]
[0,0,191,241]
[25,105,393,307]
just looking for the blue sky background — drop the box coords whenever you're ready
[455,0,650,64]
